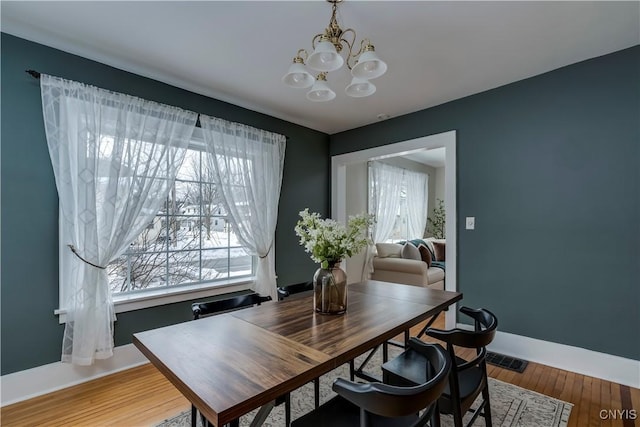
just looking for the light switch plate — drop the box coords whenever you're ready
[466,217,475,230]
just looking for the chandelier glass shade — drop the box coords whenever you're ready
[306,73,336,102]
[282,55,315,88]
[351,47,387,80]
[345,77,376,98]
[307,36,345,72]
[282,0,387,102]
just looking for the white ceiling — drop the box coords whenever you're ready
[2,1,638,134]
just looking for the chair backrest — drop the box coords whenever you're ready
[191,293,272,319]
[426,307,497,370]
[426,306,497,348]
[333,342,451,426]
[276,281,313,301]
[425,306,497,421]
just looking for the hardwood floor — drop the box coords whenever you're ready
[2,317,638,427]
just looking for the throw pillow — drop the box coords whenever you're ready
[375,243,403,258]
[433,241,446,261]
[401,242,421,261]
[424,238,436,258]
[417,244,432,268]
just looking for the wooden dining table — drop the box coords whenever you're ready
[133,280,462,427]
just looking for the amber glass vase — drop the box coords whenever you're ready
[313,262,347,315]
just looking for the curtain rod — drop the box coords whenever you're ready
[25,69,289,140]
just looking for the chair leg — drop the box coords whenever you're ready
[482,383,493,427]
[452,403,464,427]
[430,402,441,427]
[349,360,355,381]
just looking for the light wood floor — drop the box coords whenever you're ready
[2,317,638,427]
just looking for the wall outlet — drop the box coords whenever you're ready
[465,217,475,230]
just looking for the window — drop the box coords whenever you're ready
[386,184,409,242]
[107,140,254,297]
[368,161,428,243]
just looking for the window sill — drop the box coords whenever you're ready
[54,278,254,324]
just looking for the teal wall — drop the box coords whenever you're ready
[330,46,640,360]
[2,32,638,376]
[1,34,330,375]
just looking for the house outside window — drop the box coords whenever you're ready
[107,142,254,296]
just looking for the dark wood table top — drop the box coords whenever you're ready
[350,280,461,309]
[133,280,462,426]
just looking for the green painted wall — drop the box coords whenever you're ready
[330,46,640,360]
[0,33,330,375]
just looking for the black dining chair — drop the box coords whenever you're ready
[191,292,272,319]
[277,280,313,301]
[382,307,498,427]
[190,292,277,427]
[291,341,451,427]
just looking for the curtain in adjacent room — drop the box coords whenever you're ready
[363,161,404,279]
[199,115,286,301]
[41,75,197,365]
[404,168,429,239]
[369,162,405,243]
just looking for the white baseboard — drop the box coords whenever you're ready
[0,343,149,407]
[456,324,640,389]
[3,329,638,407]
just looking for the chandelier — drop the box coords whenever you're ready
[282,0,387,102]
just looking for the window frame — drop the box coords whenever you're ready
[54,128,256,323]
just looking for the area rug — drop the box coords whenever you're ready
[154,348,572,427]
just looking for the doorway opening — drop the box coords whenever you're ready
[331,130,457,328]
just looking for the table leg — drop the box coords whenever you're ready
[248,400,276,427]
[353,344,383,382]
[416,312,442,339]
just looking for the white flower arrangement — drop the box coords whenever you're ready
[295,208,375,269]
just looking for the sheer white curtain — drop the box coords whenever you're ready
[369,162,404,243]
[405,169,429,239]
[41,75,197,365]
[362,162,404,279]
[199,115,286,301]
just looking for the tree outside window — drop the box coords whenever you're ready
[107,146,252,295]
